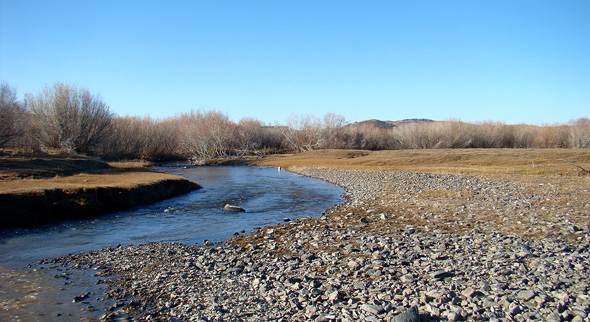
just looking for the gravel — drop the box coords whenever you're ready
[48,169,590,321]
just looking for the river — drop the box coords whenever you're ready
[0,166,344,321]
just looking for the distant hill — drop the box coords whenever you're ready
[345,118,434,129]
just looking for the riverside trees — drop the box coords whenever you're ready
[25,82,113,154]
[1,80,589,161]
[0,83,26,148]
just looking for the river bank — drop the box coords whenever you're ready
[50,167,590,321]
[0,152,201,227]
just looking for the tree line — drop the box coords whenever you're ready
[1,81,589,162]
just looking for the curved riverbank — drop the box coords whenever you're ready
[0,152,202,227]
[0,173,201,227]
[50,168,590,321]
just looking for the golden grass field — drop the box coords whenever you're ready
[242,149,590,243]
[246,149,590,191]
[0,152,199,227]
[248,148,590,176]
[0,152,181,194]
[3,148,588,194]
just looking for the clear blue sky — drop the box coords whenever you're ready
[1,1,589,125]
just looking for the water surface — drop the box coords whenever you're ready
[0,166,344,320]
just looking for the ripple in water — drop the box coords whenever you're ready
[0,166,344,320]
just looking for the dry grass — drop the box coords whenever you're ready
[229,149,590,247]
[0,172,186,194]
[0,152,200,227]
[0,151,174,194]
[248,149,590,176]
[238,148,590,243]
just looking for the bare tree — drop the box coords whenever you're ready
[177,110,236,163]
[100,116,180,160]
[320,113,347,149]
[235,117,265,156]
[569,118,590,148]
[283,113,325,152]
[0,82,26,148]
[25,82,113,153]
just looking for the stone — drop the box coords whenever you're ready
[73,292,90,302]
[425,303,440,316]
[348,260,360,270]
[461,287,480,298]
[400,274,414,283]
[305,306,318,319]
[546,312,562,322]
[517,289,536,301]
[223,204,245,212]
[571,308,588,318]
[328,290,340,302]
[445,311,460,322]
[390,305,419,322]
[430,270,452,279]
[508,303,523,315]
[360,303,384,315]
[483,298,500,308]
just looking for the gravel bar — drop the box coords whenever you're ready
[50,169,590,321]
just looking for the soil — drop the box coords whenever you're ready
[0,151,201,227]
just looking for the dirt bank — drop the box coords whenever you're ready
[0,152,201,227]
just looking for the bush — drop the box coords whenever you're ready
[0,83,27,149]
[99,116,180,161]
[25,82,113,154]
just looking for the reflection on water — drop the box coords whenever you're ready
[0,166,344,320]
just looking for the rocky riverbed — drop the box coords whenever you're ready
[49,169,590,321]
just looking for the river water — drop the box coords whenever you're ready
[0,166,344,320]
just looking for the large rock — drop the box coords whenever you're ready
[391,306,419,322]
[223,204,246,212]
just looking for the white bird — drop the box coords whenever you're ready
[278,166,281,171]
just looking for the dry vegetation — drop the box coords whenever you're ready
[2,81,590,163]
[235,149,590,245]
[0,150,197,190]
[247,148,590,177]
[2,80,589,230]
[0,151,200,227]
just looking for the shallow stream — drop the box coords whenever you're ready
[0,166,344,320]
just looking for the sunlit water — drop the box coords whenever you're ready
[0,165,344,320]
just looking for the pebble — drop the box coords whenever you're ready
[48,169,590,321]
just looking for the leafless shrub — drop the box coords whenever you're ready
[99,116,179,160]
[282,113,324,152]
[568,118,590,148]
[177,110,236,163]
[7,80,588,160]
[0,82,28,149]
[337,119,590,151]
[320,113,348,149]
[25,82,113,154]
[234,117,265,156]
[281,113,349,151]
[260,125,291,154]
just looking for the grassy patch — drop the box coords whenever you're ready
[0,151,199,227]
[246,149,590,177]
